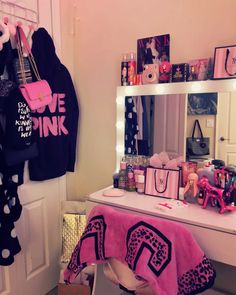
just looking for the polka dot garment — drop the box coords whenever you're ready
[0,179,21,266]
[5,180,22,222]
[125,97,139,155]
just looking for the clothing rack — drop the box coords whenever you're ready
[0,0,38,25]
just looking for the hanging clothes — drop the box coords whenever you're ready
[0,40,25,185]
[125,96,152,156]
[28,28,79,181]
[0,177,22,266]
[125,97,138,155]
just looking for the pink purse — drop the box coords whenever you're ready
[16,26,52,110]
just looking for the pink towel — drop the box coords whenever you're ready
[64,205,215,295]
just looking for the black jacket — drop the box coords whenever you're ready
[29,28,79,181]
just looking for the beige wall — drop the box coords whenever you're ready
[60,0,236,293]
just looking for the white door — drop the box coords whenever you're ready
[153,94,186,158]
[216,92,236,165]
[0,1,65,295]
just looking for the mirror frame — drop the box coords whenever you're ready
[116,79,236,170]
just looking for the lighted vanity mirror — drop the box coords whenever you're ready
[124,93,236,164]
[116,80,236,170]
[124,94,185,157]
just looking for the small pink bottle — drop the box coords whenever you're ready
[128,52,136,86]
[118,161,127,190]
[127,172,136,192]
[136,175,145,194]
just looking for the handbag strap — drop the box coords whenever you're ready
[16,26,41,82]
[16,27,27,84]
[191,119,204,140]
[154,169,169,194]
[224,48,236,76]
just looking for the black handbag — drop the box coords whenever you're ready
[187,119,210,156]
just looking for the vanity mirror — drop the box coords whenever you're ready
[116,80,236,170]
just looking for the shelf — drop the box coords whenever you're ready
[117,79,236,97]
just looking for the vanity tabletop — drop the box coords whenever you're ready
[88,187,236,235]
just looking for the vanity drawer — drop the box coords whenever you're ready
[180,223,236,266]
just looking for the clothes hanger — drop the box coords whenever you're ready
[3,16,17,48]
[3,17,16,37]
[0,20,10,50]
[27,23,35,42]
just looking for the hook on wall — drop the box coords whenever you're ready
[0,0,39,49]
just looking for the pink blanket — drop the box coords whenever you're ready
[64,205,215,294]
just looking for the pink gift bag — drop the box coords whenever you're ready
[145,167,180,199]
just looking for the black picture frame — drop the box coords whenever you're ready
[187,93,218,115]
[213,45,236,80]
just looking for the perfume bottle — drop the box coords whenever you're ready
[118,161,127,190]
[128,52,136,86]
[198,188,205,205]
[127,172,136,192]
[121,53,128,86]
[113,173,119,188]
[136,175,145,194]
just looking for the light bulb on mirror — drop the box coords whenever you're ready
[116,145,124,154]
[116,121,124,130]
[116,96,124,105]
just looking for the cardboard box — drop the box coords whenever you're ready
[57,283,90,295]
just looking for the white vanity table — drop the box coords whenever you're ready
[87,79,236,294]
[113,78,236,266]
[87,188,236,267]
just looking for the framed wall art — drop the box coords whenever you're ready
[187,93,218,115]
[137,34,170,74]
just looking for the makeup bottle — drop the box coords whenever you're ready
[128,52,136,86]
[198,189,205,205]
[118,161,127,190]
[127,172,136,192]
[113,173,119,188]
[136,175,145,194]
[121,53,128,86]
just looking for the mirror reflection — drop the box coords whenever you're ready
[124,93,236,165]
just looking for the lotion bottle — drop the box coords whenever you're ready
[128,52,136,85]
[118,161,127,190]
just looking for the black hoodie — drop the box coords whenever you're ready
[29,28,79,181]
